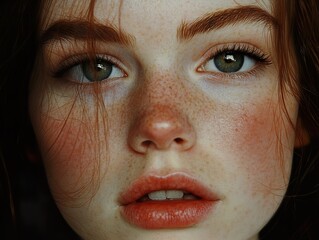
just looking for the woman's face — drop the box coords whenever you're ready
[30,0,300,239]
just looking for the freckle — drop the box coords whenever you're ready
[128,162,133,168]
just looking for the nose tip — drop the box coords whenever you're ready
[128,105,195,153]
[139,120,192,150]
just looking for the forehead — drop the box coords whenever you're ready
[42,0,273,32]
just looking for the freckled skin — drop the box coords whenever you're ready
[30,0,299,240]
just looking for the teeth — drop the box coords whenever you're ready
[148,190,166,200]
[166,190,184,199]
[148,190,184,200]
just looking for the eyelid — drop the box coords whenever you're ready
[196,42,272,78]
[51,53,128,79]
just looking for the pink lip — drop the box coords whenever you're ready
[119,172,219,229]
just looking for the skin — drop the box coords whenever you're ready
[29,0,301,239]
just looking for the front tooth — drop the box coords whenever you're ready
[148,190,166,200]
[166,190,184,199]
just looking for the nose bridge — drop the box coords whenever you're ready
[142,70,184,104]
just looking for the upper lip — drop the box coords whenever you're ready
[118,172,219,205]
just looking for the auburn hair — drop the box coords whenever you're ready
[0,0,318,239]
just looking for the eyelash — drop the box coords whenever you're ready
[52,54,125,80]
[198,43,272,79]
[51,43,271,83]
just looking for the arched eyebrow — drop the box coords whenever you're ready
[177,6,277,41]
[40,6,276,46]
[40,20,135,46]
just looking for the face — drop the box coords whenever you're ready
[29,0,300,239]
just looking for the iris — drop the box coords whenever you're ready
[82,59,113,82]
[214,52,244,73]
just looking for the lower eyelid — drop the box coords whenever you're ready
[201,63,270,82]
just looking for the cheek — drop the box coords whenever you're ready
[213,100,295,195]
[231,104,277,162]
[191,95,297,233]
[32,100,108,206]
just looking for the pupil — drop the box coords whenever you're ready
[214,52,244,73]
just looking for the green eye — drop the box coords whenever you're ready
[82,59,114,82]
[214,52,244,73]
[62,57,125,83]
[203,50,256,74]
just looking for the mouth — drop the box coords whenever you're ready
[138,189,200,202]
[118,172,220,229]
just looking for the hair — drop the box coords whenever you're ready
[260,0,319,239]
[0,0,318,239]
[0,1,79,239]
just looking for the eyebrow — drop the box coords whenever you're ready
[40,20,135,46]
[177,6,277,41]
[41,6,276,46]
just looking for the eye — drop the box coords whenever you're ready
[71,58,124,83]
[203,51,255,73]
[198,44,271,76]
[53,56,126,83]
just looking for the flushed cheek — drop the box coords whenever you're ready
[192,98,296,235]
[33,106,108,206]
[210,100,295,196]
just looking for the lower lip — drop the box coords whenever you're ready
[121,200,215,229]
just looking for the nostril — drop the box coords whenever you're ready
[140,138,186,150]
[142,140,152,148]
[175,138,184,144]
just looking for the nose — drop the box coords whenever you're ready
[128,105,196,153]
